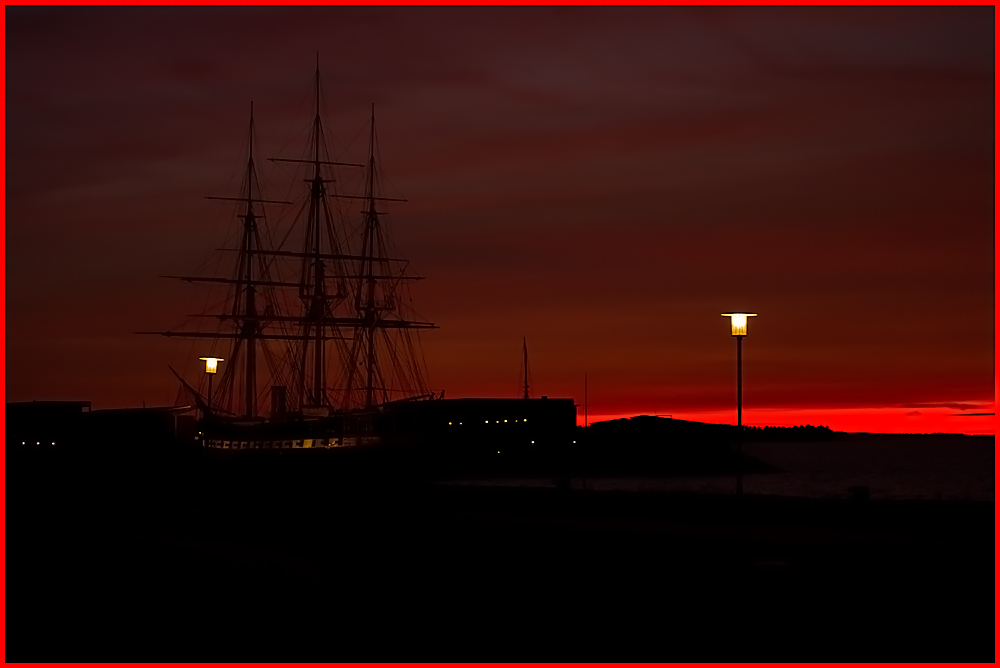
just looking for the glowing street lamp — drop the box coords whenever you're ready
[722,312,756,495]
[721,313,756,426]
[199,356,224,414]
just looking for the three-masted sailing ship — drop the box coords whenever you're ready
[143,64,439,450]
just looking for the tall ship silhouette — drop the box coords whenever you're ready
[142,63,574,454]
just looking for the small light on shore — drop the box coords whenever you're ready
[200,356,224,374]
[199,356,224,415]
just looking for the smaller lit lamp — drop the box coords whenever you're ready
[200,356,223,375]
[199,356,224,414]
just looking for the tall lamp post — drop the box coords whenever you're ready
[199,356,224,417]
[721,312,756,494]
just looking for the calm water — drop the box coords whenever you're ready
[448,437,995,501]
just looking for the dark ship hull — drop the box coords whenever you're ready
[198,397,576,452]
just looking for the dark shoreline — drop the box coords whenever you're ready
[6,441,993,661]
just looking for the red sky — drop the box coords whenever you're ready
[5,6,995,435]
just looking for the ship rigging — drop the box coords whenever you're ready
[142,62,436,421]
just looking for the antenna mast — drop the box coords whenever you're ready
[521,337,530,400]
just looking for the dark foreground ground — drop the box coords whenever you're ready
[6,445,993,661]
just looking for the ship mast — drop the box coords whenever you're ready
[141,103,292,417]
[236,104,260,417]
[269,57,364,410]
[342,105,436,410]
[357,104,379,408]
[360,105,386,409]
[301,60,337,407]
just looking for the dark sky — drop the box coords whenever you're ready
[6,6,995,433]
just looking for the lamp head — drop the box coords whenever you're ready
[721,312,757,337]
[199,356,224,374]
